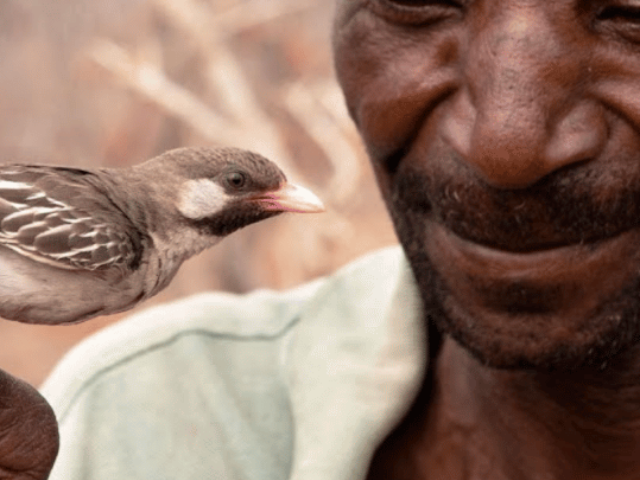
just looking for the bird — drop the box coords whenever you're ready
[0,146,324,325]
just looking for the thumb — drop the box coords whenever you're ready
[0,370,59,480]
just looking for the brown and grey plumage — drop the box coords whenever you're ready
[0,147,324,324]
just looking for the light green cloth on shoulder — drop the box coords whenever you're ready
[41,246,427,480]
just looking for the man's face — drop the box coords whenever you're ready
[334,0,640,369]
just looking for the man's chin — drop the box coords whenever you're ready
[409,250,640,371]
[431,301,639,371]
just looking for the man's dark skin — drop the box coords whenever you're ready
[334,0,640,478]
[0,372,57,479]
[7,0,640,478]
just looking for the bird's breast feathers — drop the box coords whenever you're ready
[0,167,139,272]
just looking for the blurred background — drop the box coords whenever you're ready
[0,0,398,385]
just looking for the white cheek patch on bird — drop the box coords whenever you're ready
[177,179,231,220]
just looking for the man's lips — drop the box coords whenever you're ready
[392,154,640,253]
[424,220,640,316]
[431,198,635,254]
[426,220,639,282]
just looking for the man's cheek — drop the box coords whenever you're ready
[336,37,461,166]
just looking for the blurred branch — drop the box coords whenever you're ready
[86,38,305,184]
[151,0,304,181]
[153,0,317,44]
[86,39,247,143]
[284,82,365,206]
[212,0,318,37]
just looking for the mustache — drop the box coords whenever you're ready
[390,160,640,252]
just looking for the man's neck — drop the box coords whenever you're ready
[366,336,640,480]
[418,337,640,479]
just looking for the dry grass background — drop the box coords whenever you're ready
[0,0,398,386]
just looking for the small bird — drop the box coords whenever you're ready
[0,147,324,324]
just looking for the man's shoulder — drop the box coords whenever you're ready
[41,245,426,480]
[41,245,407,414]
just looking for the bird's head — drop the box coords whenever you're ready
[143,147,324,239]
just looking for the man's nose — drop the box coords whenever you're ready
[440,10,607,189]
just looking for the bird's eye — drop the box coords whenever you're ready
[224,172,247,189]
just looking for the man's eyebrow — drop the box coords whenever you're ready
[593,0,640,11]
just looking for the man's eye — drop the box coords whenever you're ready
[385,0,444,4]
[597,2,640,43]
[368,0,464,26]
[598,2,640,21]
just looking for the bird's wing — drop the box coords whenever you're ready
[0,166,140,271]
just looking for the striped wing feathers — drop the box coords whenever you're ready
[0,167,137,271]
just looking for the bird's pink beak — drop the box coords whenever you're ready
[254,183,325,213]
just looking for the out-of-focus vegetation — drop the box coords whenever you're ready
[0,0,397,384]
